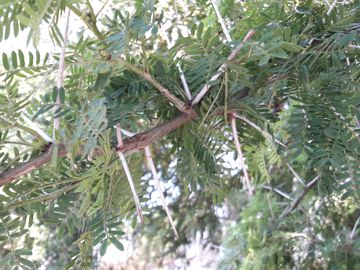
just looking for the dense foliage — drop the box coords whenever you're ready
[0,0,359,269]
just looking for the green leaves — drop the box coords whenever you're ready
[0,3,24,41]
[249,31,304,66]
[2,52,9,70]
[0,209,35,269]
[92,69,113,91]
[109,237,124,251]
[52,87,66,103]
[71,99,108,158]
[1,50,50,80]
[16,0,53,46]
[0,1,359,269]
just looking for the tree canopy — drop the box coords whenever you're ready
[0,0,359,269]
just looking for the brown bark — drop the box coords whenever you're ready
[0,109,197,187]
[117,108,196,154]
[0,27,255,187]
[0,145,68,187]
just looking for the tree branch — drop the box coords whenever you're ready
[280,175,321,219]
[0,16,252,188]
[0,144,68,187]
[117,109,196,154]
[0,109,197,187]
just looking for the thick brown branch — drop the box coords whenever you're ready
[0,144,68,187]
[0,109,197,187]
[117,108,196,154]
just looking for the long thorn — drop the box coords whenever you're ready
[145,146,179,239]
[116,124,144,224]
[53,9,70,140]
[210,0,232,42]
[164,33,192,100]
[192,30,255,105]
[350,216,360,239]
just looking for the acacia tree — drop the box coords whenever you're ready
[0,0,359,269]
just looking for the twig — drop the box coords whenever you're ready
[191,30,255,105]
[67,4,104,41]
[53,9,70,140]
[144,146,179,238]
[210,0,232,42]
[71,0,247,108]
[280,175,320,219]
[230,113,253,197]
[95,0,110,18]
[116,124,144,224]
[117,58,189,113]
[0,110,197,186]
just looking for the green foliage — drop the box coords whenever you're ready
[0,0,67,46]
[70,99,108,158]
[1,50,50,81]
[219,193,360,269]
[0,0,360,268]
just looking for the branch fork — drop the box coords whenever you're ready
[1,27,256,192]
